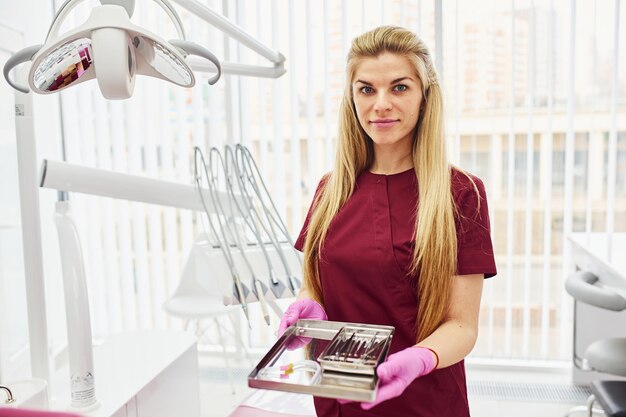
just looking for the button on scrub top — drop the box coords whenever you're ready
[294,168,497,417]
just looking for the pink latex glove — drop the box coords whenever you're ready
[277,298,327,338]
[340,346,437,410]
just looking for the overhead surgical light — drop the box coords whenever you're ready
[3,0,222,99]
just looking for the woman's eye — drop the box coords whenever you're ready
[393,84,408,92]
[360,86,374,94]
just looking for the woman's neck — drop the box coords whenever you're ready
[369,152,413,175]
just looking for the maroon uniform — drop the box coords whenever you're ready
[295,168,497,417]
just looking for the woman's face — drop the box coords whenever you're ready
[352,52,423,152]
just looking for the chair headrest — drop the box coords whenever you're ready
[565,271,626,311]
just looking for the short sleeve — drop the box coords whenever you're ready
[454,174,497,278]
[294,176,328,252]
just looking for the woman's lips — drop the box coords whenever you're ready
[371,119,399,128]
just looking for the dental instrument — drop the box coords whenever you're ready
[193,148,251,327]
[235,145,302,294]
[237,145,303,262]
[205,147,272,326]
[223,147,284,297]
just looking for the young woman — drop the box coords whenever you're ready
[278,26,497,417]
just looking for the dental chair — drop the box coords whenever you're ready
[163,242,246,394]
[565,270,626,417]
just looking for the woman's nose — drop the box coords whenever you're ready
[373,92,392,112]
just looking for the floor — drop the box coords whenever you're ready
[197,355,600,417]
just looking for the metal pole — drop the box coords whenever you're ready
[14,66,51,383]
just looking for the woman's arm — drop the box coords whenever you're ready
[296,288,312,301]
[415,273,484,368]
[354,274,484,409]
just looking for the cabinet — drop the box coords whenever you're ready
[50,330,200,417]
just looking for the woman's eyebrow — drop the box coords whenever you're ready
[354,76,414,85]
[391,76,413,83]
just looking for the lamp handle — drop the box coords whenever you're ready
[3,45,42,94]
[170,39,222,85]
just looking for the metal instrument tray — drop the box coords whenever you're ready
[248,319,394,402]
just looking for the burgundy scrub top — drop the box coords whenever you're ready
[294,167,497,417]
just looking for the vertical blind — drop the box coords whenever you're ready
[53,0,625,362]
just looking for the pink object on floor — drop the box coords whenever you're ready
[228,405,314,417]
[0,409,81,417]
[231,386,316,416]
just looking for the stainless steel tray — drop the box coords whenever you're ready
[248,319,394,402]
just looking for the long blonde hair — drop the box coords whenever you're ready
[302,26,457,343]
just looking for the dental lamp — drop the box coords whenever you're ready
[2,0,286,410]
[3,0,221,99]
[3,0,287,99]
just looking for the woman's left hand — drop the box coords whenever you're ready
[340,346,437,410]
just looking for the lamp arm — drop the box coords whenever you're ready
[46,0,285,66]
[46,0,88,42]
[102,0,188,40]
[169,0,285,65]
[50,0,185,42]
[187,58,286,79]
[2,45,42,93]
[150,0,186,39]
[39,159,244,213]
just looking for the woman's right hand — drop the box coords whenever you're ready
[277,298,327,337]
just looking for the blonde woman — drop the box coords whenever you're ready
[278,26,496,416]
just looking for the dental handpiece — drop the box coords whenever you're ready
[232,273,250,325]
[252,275,270,326]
